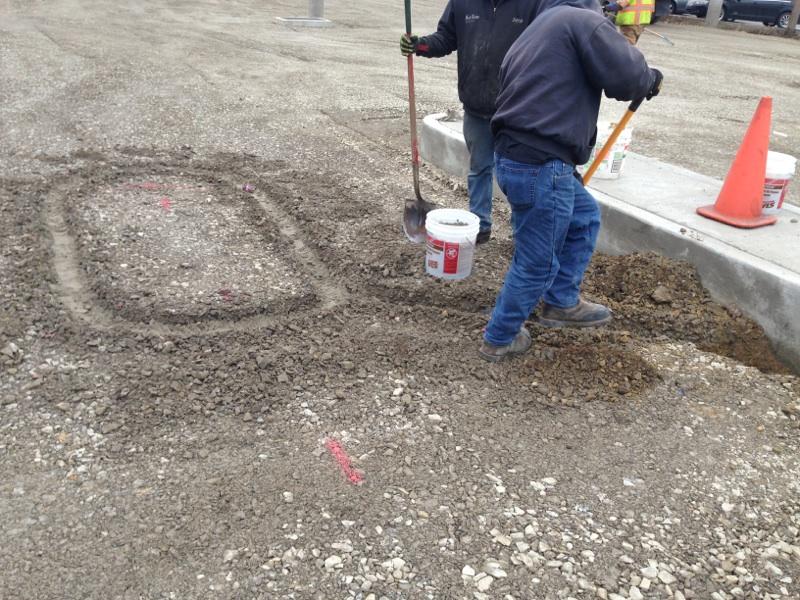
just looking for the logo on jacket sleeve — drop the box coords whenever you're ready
[465,14,480,22]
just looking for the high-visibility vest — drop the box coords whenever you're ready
[616,0,654,26]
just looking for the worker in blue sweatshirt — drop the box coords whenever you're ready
[478,0,663,362]
[401,0,540,245]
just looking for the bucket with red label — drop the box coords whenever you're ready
[425,208,480,281]
[763,151,796,214]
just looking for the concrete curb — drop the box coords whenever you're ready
[420,113,800,372]
[419,114,471,179]
[275,17,333,27]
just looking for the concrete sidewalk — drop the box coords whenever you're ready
[420,113,800,371]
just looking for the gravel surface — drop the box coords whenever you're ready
[1,2,799,599]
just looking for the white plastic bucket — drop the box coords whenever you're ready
[763,151,796,214]
[425,208,480,281]
[579,121,633,180]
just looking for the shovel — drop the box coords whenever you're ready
[402,0,438,244]
[582,97,644,185]
[644,28,675,46]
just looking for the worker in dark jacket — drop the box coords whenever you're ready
[478,0,663,362]
[401,0,540,244]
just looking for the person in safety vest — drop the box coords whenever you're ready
[605,0,654,45]
[400,1,540,245]
[478,0,662,362]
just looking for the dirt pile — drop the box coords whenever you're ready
[582,253,787,373]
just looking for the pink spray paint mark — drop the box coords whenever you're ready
[217,288,234,302]
[160,197,172,212]
[242,183,255,193]
[324,438,364,485]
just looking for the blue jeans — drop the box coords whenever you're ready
[484,156,601,346]
[463,111,494,233]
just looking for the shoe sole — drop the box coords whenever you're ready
[478,350,504,363]
[536,314,612,329]
[478,347,531,363]
[478,339,532,363]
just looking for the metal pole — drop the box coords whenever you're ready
[309,0,324,19]
[704,0,724,26]
[786,0,800,36]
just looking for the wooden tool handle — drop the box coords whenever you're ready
[582,98,644,185]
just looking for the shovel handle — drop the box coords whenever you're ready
[405,0,423,200]
[407,56,422,200]
[582,98,644,186]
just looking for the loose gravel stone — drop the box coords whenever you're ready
[475,574,494,592]
[658,570,677,585]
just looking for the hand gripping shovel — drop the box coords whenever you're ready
[582,97,644,186]
[402,0,438,244]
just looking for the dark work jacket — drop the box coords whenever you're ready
[492,0,656,166]
[417,0,540,118]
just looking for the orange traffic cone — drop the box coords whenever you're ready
[697,97,777,228]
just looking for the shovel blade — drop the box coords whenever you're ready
[403,197,437,244]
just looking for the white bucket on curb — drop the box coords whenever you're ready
[763,151,796,214]
[425,208,480,280]
[579,121,633,180]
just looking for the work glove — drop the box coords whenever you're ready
[401,34,429,56]
[646,68,663,100]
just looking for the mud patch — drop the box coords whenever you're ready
[42,151,347,331]
[0,179,63,342]
[4,149,784,439]
[67,173,311,324]
[269,184,788,374]
[311,220,508,314]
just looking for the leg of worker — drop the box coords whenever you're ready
[619,25,632,44]
[542,177,602,308]
[619,24,643,45]
[484,158,575,346]
[462,111,495,236]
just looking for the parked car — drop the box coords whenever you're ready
[669,0,692,14]
[649,0,675,21]
[685,0,794,27]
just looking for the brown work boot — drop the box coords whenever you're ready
[537,297,612,328]
[478,328,532,363]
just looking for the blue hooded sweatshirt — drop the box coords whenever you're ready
[491,0,657,166]
[417,0,541,118]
